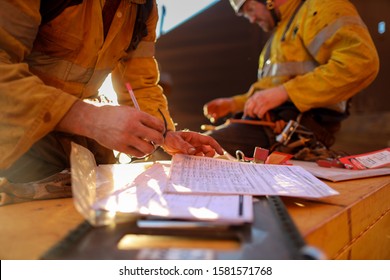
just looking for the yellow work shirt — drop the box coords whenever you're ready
[0,0,174,169]
[232,0,379,113]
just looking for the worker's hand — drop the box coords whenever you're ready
[57,101,166,158]
[244,86,289,119]
[163,131,224,157]
[203,97,236,123]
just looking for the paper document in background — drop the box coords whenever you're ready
[339,148,390,170]
[290,160,390,182]
[167,154,338,198]
[93,163,253,224]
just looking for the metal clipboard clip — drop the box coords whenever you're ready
[235,147,270,164]
[235,150,250,162]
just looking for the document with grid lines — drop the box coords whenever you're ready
[166,154,338,198]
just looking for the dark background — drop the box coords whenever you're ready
[155,0,390,154]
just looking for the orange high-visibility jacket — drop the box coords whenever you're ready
[232,0,379,113]
[0,0,175,168]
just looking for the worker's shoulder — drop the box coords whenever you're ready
[304,0,361,18]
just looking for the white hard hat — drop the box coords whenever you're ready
[229,0,247,14]
[229,0,269,14]
[229,0,280,25]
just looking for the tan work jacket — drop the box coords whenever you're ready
[0,0,174,169]
[233,0,379,113]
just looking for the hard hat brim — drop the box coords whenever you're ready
[229,0,247,14]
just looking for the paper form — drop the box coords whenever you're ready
[166,154,338,198]
[339,148,390,170]
[93,162,253,224]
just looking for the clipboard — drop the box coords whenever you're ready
[41,195,323,260]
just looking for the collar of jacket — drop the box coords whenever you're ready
[130,0,146,4]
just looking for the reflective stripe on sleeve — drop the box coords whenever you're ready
[259,59,318,78]
[308,16,367,57]
[26,51,96,83]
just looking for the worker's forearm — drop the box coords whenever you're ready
[55,100,96,138]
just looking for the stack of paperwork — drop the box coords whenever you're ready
[71,144,338,226]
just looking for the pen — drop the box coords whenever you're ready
[125,82,140,110]
[238,195,243,217]
[125,82,168,143]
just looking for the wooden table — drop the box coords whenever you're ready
[283,175,390,259]
[1,175,389,260]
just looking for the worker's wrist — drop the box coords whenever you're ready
[55,100,97,138]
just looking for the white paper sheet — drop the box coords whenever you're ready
[166,154,338,198]
[93,162,253,224]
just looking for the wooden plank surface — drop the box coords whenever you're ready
[0,198,83,260]
[0,175,389,260]
[283,175,390,259]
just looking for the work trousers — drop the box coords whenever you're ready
[0,132,116,183]
[206,103,345,158]
[206,121,274,158]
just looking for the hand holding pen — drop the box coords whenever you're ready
[124,82,167,158]
[126,82,168,136]
[126,82,223,158]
